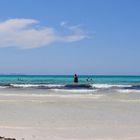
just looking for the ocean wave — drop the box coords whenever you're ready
[9,83,132,89]
[9,83,93,89]
[51,89,97,93]
[10,84,41,88]
[0,86,7,89]
[92,84,132,89]
[10,84,65,88]
[0,83,140,92]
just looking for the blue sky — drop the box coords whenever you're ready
[0,0,140,75]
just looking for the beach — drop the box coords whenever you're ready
[0,0,140,139]
[0,87,140,140]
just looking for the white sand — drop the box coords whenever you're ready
[0,89,140,140]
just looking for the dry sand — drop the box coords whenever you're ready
[0,90,140,140]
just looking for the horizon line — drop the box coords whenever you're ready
[0,74,140,76]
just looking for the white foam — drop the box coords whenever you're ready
[10,84,39,88]
[92,84,132,89]
[10,84,64,88]
[51,89,96,93]
[46,84,64,88]
[0,86,7,89]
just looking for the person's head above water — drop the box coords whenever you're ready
[74,74,78,83]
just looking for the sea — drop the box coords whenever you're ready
[0,75,140,93]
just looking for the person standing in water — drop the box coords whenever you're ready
[74,74,78,83]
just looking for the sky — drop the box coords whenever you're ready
[0,0,140,75]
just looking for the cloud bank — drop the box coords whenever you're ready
[0,19,87,49]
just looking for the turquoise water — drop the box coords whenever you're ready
[0,75,140,84]
[0,75,140,91]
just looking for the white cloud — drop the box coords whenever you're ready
[60,21,67,27]
[0,19,87,49]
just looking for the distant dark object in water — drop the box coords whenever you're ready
[74,74,78,83]
[18,78,23,81]
[87,77,93,82]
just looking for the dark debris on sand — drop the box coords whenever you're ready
[0,136,16,140]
